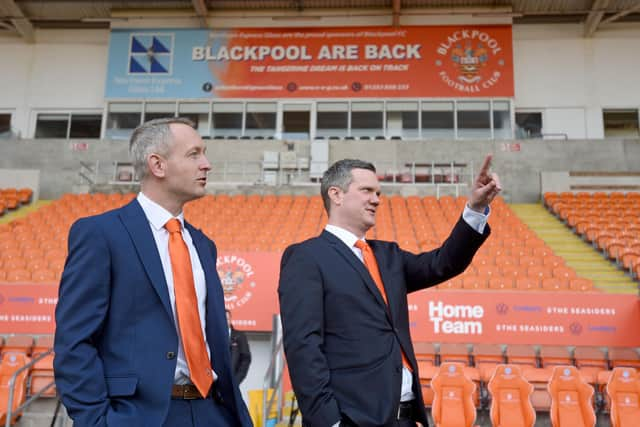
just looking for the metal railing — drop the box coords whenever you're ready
[262,315,285,426]
[80,159,474,192]
[6,349,56,427]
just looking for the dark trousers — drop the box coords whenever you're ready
[163,395,238,427]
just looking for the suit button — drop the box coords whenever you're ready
[166,352,176,360]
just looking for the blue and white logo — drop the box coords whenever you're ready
[128,33,174,74]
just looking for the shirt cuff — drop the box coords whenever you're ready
[462,204,490,234]
[332,422,340,427]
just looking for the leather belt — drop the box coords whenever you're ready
[171,384,209,400]
[396,401,414,420]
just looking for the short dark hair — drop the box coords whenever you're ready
[129,117,196,180]
[320,159,376,213]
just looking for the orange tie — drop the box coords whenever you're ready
[165,219,213,397]
[354,239,412,371]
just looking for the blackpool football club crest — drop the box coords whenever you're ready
[435,29,507,94]
[217,255,255,309]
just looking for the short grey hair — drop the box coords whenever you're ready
[320,159,376,213]
[129,117,195,180]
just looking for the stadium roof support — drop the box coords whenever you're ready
[192,0,208,27]
[600,2,640,26]
[584,0,611,37]
[392,0,401,27]
[1,0,34,42]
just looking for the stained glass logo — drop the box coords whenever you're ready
[128,33,174,75]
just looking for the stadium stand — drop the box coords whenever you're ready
[545,191,640,283]
[1,193,600,293]
[1,191,639,426]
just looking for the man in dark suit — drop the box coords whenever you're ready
[226,309,252,384]
[278,157,500,427]
[54,118,252,427]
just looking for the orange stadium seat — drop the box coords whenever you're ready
[574,346,609,387]
[609,347,640,370]
[472,343,505,383]
[3,336,34,356]
[431,363,476,427]
[415,342,438,407]
[28,336,55,398]
[4,269,30,283]
[548,366,596,427]
[488,365,536,427]
[569,278,595,292]
[606,367,640,427]
[0,352,31,425]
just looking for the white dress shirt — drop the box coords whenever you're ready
[325,204,488,423]
[137,192,217,383]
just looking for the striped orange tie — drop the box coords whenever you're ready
[165,219,213,397]
[354,239,412,371]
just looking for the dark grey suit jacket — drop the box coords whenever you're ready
[278,216,489,427]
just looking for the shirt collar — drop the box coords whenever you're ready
[325,224,365,249]
[137,192,185,231]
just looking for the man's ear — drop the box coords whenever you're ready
[327,186,343,207]
[147,153,166,178]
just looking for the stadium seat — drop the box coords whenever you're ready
[574,346,608,386]
[609,347,640,370]
[488,365,536,427]
[3,335,34,356]
[606,367,640,427]
[0,352,31,425]
[548,366,596,427]
[431,363,476,427]
[473,343,505,383]
[415,342,438,407]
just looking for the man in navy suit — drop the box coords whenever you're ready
[54,118,252,427]
[278,157,500,427]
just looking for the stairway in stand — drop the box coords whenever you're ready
[510,204,637,294]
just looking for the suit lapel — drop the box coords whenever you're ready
[369,241,398,320]
[119,200,174,321]
[321,231,391,317]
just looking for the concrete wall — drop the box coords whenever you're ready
[513,24,640,139]
[2,138,639,203]
[0,30,109,137]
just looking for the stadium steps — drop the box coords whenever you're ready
[0,200,51,224]
[510,204,637,294]
[14,398,71,427]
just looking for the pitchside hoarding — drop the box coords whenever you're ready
[1,252,638,347]
[105,26,514,99]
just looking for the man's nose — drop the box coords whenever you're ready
[201,155,212,171]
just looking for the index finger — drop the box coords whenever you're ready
[478,154,493,176]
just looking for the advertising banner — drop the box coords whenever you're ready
[217,252,281,332]
[105,26,514,99]
[0,284,57,334]
[408,290,640,346]
[2,272,637,346]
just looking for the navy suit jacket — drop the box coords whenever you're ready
[54,199,252,427]
[278,217,489,427]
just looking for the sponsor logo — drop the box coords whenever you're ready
[128,33,174,75]
[569,322,583,335]
[8,296,35,304]
[496,302,508,315]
